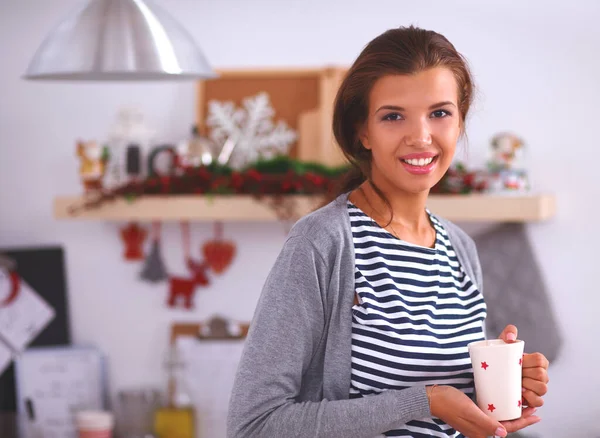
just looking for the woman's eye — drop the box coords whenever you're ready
[431,109,451,118]
[382,112,403,122]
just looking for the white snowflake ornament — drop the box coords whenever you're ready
[206,92,297,169]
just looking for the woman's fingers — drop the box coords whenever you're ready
[500,407,540,433]
[498,324,518,343]
[522,377,548,396]
[462,413,507,438]
[501,414,541,433]
[521,407,537,418]
[523,388,545,408]
[522,352,549,370]
[521,353,549,408]
[522,366,549,384]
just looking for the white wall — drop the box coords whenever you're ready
[1,0,598,436]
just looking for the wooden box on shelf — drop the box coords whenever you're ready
[196,67,348,167]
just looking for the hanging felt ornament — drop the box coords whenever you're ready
[140,222,169,283]
[120,222,148,261]
[203,222,236,274]
[167,222,210,310]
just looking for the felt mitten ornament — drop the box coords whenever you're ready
[120,222,147,261]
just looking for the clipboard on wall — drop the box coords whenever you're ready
[170,316,249,438]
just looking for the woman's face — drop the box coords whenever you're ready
[359,67,461,195]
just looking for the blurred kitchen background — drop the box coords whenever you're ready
[0,0,598,437]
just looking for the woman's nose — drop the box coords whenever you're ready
[405,119,432,147]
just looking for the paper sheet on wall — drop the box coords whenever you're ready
[0,273,55,352]
[176,337,245,438]
[14,346,106,438]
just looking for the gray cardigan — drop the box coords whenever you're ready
[227,194,484,438]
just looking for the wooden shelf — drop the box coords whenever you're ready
[53,193,555,223]
[425,193,556,222]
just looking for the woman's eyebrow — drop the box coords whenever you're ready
[375,101,457,113]
[429,101,456,110]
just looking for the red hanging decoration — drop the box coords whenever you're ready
[165,221,237,310]
[167,259,210,310]
[202,222,236,274]
[120,222,148,261]
[167,222,210,310]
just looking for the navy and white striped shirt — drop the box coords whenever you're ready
[348,201,487,438]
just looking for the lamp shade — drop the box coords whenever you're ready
[24,0,217,81]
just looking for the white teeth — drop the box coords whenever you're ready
[403,157,434,166]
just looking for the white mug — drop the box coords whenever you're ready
[468,339,525,421]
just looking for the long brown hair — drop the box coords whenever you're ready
[331,25,475,208]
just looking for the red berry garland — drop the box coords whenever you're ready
[67,157,486,220]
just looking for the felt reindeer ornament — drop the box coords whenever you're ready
[166,222,236,310]
[167,257,210,309]
[167,222,210,310]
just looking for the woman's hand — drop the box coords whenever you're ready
[498,325,550,408]
[428,385,540,438]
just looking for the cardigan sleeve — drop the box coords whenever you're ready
[227,236,431,438]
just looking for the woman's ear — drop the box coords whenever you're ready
[358,123,371,150]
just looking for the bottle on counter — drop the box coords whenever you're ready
[153,346,195,438]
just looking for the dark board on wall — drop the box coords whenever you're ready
[0,246,71,413]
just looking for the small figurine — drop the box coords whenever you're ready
[486,132,529,192]
[76,140,108,194]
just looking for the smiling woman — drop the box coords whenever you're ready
[332,29,473,237]
[227,26,549,438]
[362,69,461,196]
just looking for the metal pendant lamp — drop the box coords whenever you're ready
[24,0,217,81]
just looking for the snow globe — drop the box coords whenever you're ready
[486,132,529,193]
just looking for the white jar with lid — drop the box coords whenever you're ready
[75,410,114,438]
